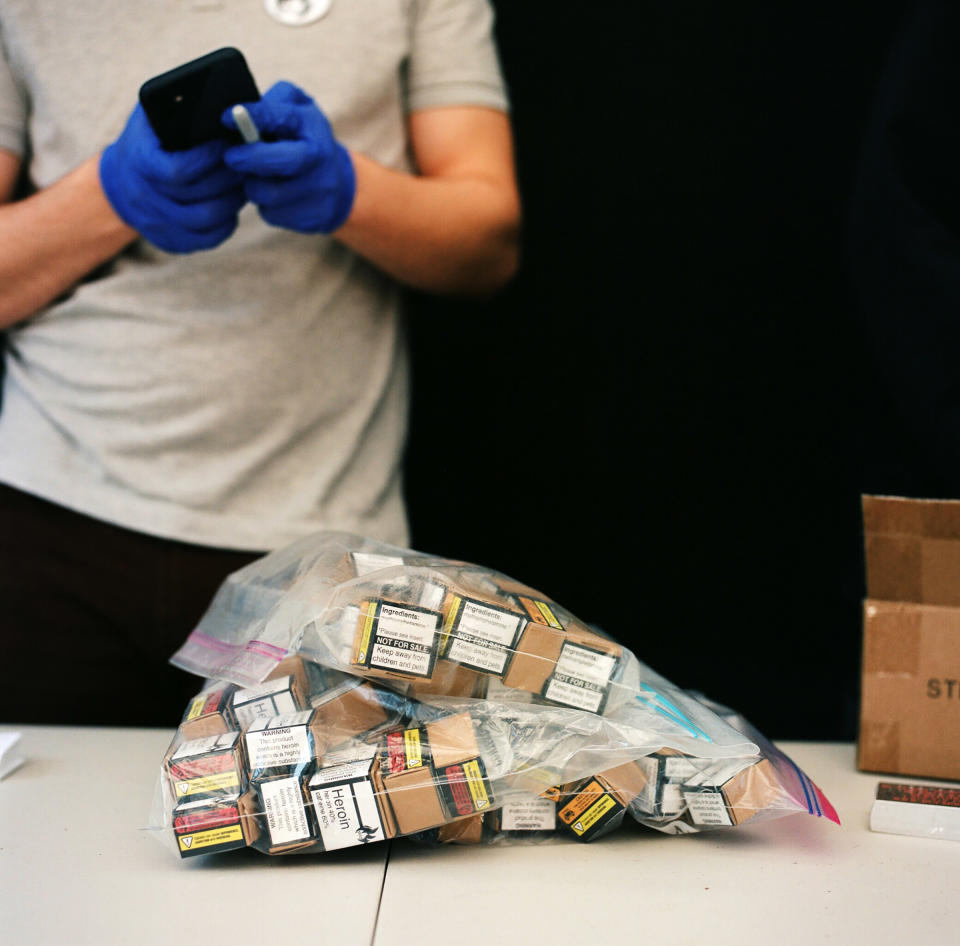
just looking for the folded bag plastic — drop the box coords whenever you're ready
[151,532,839,858]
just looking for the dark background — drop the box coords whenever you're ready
[404,1,916,740]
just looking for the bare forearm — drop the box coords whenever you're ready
[0,156,136,329]
[337,150,521,296]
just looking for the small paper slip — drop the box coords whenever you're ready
[870,781,960,842]
[0,731,25,780]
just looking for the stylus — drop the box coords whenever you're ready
[232,104,260,143]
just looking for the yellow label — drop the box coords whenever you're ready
[176,771,241,796]
[463,759,490,810]
[558,779,605,823]
[534,600,563,630]
[439,595,461,654]
[404,728,422,768]
[570,794,616,836]
[178,824,244,853]
[354,600,377,664]
[185,694,206,721]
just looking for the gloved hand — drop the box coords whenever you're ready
[221,81,356,234]
[99,104,247,253]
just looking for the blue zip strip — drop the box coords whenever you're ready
[639,684,714,743]
[636,695,703,740]
[784,754,818,816]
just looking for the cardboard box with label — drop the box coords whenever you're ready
[541,628,622,714]
[379,725,447,834]
[250,771,317,854]
[172,791,259,858]
[306,749,396,851]
[426,711,494,820]
[165,731,246,801]
[230,661,309,731]
[859,495,960,781]
[179,684,237,740]
[439,593,526,678]
[244,710,327,775]
[309,678,391,748]
[556,759,649,842]
[351,599,442,683]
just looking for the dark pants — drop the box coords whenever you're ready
[0,484,261,726]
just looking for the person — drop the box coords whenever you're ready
[0,1,520,725]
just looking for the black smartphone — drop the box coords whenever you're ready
[139,47,260,151]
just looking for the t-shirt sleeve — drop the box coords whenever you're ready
[406,0,509,113]
[0,26,27,158]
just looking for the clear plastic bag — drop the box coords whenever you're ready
[151,532,839,858]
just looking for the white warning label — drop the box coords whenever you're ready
[311,781,385,851]
[245,714,313,770]
[500,796,556,831]
[684,790,734,826]
[543,643,617,712]
[261,776,311,847]
[369,604,439,678]
[445,599,523,674]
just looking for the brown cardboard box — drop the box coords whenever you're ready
[437,813,485,844]
[230,662,309,730]
[172,791,260,858]
[541,627,622,714]
[307,751,396,850]
[859,495,960,780]
[556,775,628,841]
[310,679,390,744]
[501,619,565,693]
[594,760,650,806]
[439,592,526,678]
[179,684,236,740]
[383,765,447,835]
[424,712,481,769]
[351,599,442,682]
[425,713,494,818]
[251,771,317,854]
[409,660,484,699]
[379,727,448,834]
[165,731,246,801]
[244,709,327,773]
[721,758,781,825]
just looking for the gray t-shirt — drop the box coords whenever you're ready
[0,0,507,551]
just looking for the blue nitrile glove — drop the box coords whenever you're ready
[221,81,356,234]
[99,104,246,253]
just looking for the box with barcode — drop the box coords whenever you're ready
[172,791,259,858]
[351,599,442,681]
[179,683,236,740]
[541,628,622,713]
[306,749,396,851]
[165,731,245,801]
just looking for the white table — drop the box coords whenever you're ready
[2,730,958,946]
[0,726,388,946]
